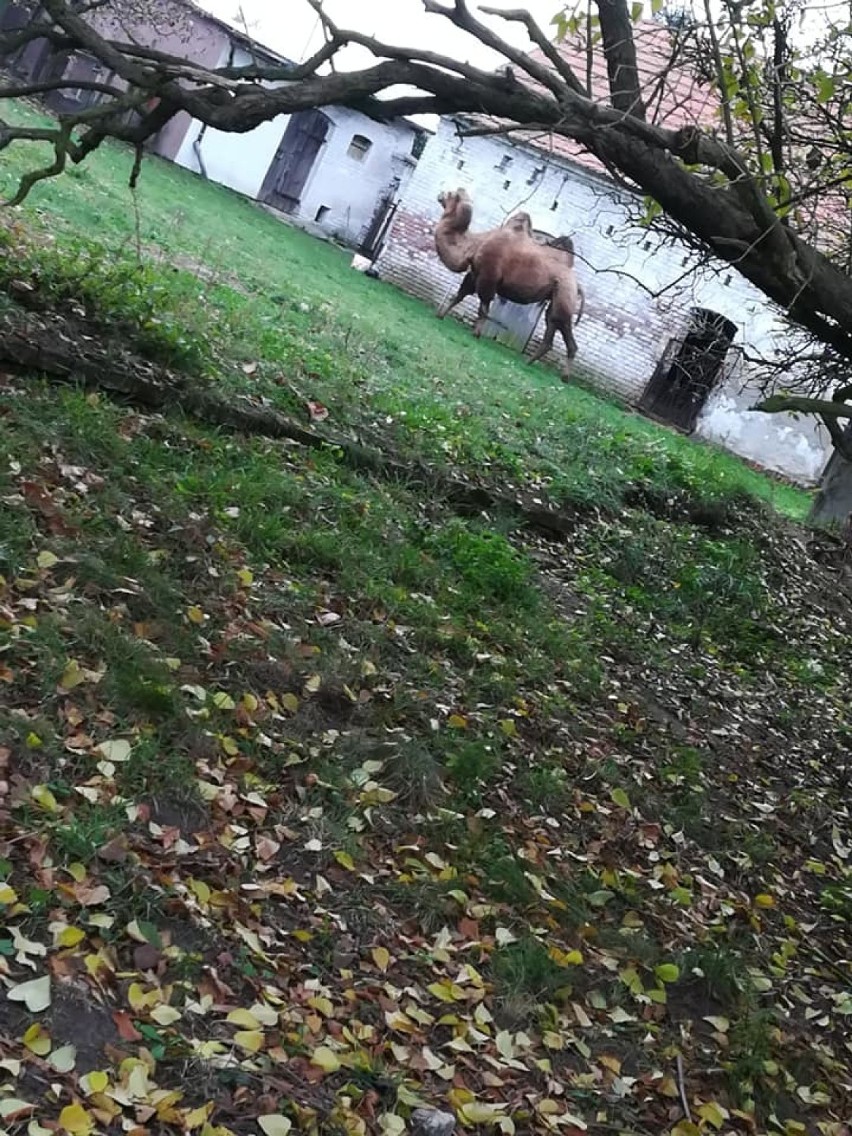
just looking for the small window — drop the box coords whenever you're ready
[315,206,330,223]
[457,159,465,170]
[527,166,545,186]
[347,134,372,161]
[496,154,513,172]
[503,179,511,190]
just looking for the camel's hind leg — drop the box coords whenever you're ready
[527,304,558,365]
[437,271,476,319]
[527,302,577,382]
[557,316,578,383]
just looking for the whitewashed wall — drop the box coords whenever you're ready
[374,117,830,484]
[174,49,420,247]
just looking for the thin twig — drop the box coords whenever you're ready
[676,1053,692,1123]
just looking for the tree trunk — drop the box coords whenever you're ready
[810,450,852,524]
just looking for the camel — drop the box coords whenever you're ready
[433,187,585,382]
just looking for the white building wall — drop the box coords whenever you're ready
[174,53,419,247]
[296,107,419,246]
[375,117,830,484]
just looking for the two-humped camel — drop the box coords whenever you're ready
[434,187,584,382]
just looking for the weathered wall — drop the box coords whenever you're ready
[375,117,831,484]
[175,62,420,247]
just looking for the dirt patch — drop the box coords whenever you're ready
[48,980,120,1073]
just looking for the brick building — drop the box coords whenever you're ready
[373,27,831,485]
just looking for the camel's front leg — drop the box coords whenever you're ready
[437,271,476,319]
[472,287,495,338]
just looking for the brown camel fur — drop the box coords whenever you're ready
[433,188,584,382]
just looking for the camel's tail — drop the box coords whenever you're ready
[575,284,585,326]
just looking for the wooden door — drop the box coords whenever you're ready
[259,110,330,214]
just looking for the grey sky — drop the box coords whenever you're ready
[197,0,560,74]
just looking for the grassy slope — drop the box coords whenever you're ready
[0,109,850,1136]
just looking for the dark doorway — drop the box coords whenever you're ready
[259,109,331,214]
[358,177,399,259]
[640,307,737,432]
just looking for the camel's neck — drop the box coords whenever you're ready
[435,226,477,272]
[435,198,477,272]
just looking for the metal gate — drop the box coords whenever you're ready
[640,308,737,432]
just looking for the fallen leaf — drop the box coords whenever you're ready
[48,1044,77,1073]
[258,1117,293,1136]
[310,1046,341,1072]
[8,974,51,1012]
[307,399,329,422]
[58,1102,94,1135]
[94,739,132,763]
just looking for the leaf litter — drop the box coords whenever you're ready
[0,381,850,1136]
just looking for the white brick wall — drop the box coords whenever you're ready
[375,117,831,484]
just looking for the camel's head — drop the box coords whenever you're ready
[504,211,533,235]
[437,187,474,234]
[437,187,471,216]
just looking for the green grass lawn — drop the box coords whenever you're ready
[0,100,811,521]
[0,99,849,1136]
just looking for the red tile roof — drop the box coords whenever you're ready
[468,20,719,177]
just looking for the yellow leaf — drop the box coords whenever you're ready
[219,735,239,756]
[242,693,259,712]
[25,732,42,748]
[334,850,356,871]
[447,713,467,729]
[696,1102,728,1130]
[233,1030,264,1052]
[237,568,254,588]
[150,1005,181,1026]
[31,784,59,813]
[310,1046,341,1072]
[549,947,583,967]
[428,980,465,1002]
[308,995,334,1017]
[304,674,322,694]
[281,692,299,713]
[37,550,59,569]
[80,1071,108,1095]
[57,926,86,948]
[189,878,211,905]
[371,946,391,973]
[754,893,776,908]
[67,862,86,883]
[184,1104,214,1129]
[227,1008,261,1030]
[23,1023,52,1056]
[499,718,517,737]
[0,884,19,904]
[187,605,205,624]
[59,1102,94,1135]
[459,1102,508,1124]
[59,659,86,690]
